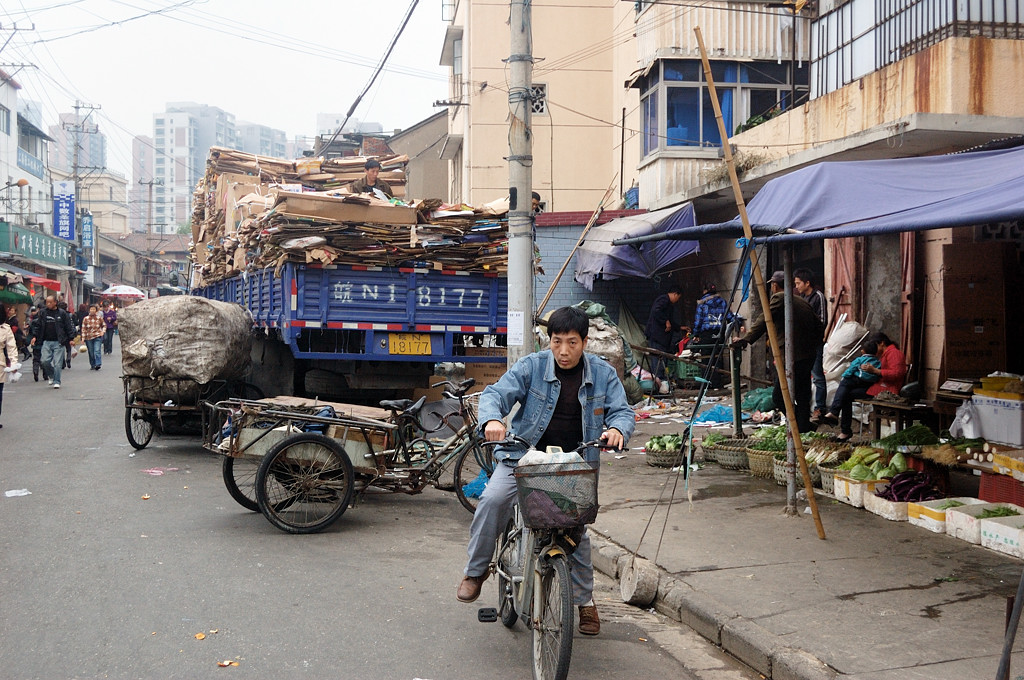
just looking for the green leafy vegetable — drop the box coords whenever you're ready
[978,507,1021,519]
[937,500,965,510]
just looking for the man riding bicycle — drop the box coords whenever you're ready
[457,306,635,636]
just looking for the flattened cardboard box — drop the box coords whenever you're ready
[274,191,417,226]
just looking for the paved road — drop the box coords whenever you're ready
[0,350,756,680]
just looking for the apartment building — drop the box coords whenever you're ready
[237,121,287,158]
[47,111,107,173]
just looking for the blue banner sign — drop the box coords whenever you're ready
[53,181,75,242]
[82,214,93,248]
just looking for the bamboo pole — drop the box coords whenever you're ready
[694,26,825,540]
[535,175,618,317]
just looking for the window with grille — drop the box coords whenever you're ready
[530,84,547,116]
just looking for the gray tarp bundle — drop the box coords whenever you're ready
[120,296,252,386]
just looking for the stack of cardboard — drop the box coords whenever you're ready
[190,148,513,285]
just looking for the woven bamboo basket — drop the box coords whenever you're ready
[646,448,685,468]
[772,455,822,487]
[699,441,718,463]
[745,448,775,478]
[818,461,841,495]
[715,439,749,470]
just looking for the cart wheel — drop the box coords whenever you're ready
[255,433,355,534]
[453,442,495,514]
[125,396,154,450]
[222,456,261,512]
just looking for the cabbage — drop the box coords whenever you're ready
[877,466,896,479]
[890,452,908,473]
[850,464,873,481]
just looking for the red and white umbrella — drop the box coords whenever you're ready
[101,284,147,299]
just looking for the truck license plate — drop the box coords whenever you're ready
[389,333,432,355]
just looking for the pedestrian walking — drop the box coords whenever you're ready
[59,300,75,369]
[81,304,105,370]
[31,296,76,389]
[27,307,48,382]
[0,309,19,428]
[102,302,118,355]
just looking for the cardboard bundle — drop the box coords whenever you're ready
[190,148,513,285]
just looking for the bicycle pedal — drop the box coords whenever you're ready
[477,607,498,623]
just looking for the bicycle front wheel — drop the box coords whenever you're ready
[532,554,573,680]
[453,442,495,513]
[222,456,260,512]
[497,517,522,628]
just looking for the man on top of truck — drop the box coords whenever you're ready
[347,159,393,198]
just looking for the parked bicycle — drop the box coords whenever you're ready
[205,378,497,533]
[478,436,610,680]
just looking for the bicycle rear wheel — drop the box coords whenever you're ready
[532,554,573,680]
[453,442,495,513]
[222,456,260,512]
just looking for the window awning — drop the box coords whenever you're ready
[0,263,62,291]
[574,203,700,290]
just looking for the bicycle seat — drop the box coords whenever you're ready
[379,399,414,411]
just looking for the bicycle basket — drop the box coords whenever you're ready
[513,461,599,529]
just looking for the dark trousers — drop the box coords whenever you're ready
[0,382,4,419]
[32,347,49,381]
[103,328,115,354]
[829,377,872,437]
[811,345,826,411]
[646,339,671,382]
[772,356,815,432]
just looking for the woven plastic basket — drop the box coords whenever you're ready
[715,438,749,470]
[746,448,775,478]
[646,448,685,468]
[513,461,599,529]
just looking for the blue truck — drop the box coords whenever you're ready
[193,262,508,400]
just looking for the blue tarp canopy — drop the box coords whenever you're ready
[574,202,700,290]
[612,146,1024,246]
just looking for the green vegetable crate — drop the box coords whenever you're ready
[907,497,985,533]
[946,503,1024,544]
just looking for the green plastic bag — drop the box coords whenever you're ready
[741,386,775,412]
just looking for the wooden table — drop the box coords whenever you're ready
[854,398,935,439]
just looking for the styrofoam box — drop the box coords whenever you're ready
[973,396,1024,447]
[980,514,1024,558]
[863,483,908,521]
[946,503,1024,544]
[833,475,883,508]
[908,497,986,533]
[992,450,1024,481]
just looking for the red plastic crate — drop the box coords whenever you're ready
[978,471,1024,505]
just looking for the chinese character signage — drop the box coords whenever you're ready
[82,214,93,248]
[53,181,75,242]
[0,222,71,266]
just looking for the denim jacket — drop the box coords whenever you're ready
[477,349,635,464]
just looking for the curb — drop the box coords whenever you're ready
[591,532,837,680]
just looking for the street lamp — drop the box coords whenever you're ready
[1,178,29,225]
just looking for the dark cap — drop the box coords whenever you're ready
[705,283,717,294]
[769,270,786,287]
[364,159,382,170]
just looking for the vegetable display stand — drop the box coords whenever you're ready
[715,439,749,470]
[646,448,685,468]
[833,474,884,508]
[980,514,1024,558]
[863,481,909,521]
[745,448,774,478]
[946,503,1024,544]
[908,497,985,533]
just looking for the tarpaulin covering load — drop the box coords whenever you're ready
[120,297,252,388]
[618,146,1024,245]
[574,203,700,290]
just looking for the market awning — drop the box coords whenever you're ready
[0,262,62,291]
[574,203,700,290]
[612,145,1024,246]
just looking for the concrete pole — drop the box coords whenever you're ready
[506,0,534,366]
[784,250,797,515]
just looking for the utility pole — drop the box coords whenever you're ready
[65,99,100,303]
[139,178,163,289]
[506,0,534,366]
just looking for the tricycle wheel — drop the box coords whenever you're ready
[255,433,355,534]
[228,381,264,401]
[222,456,260,512]
[453,442,495,514]
[125,396,154,450]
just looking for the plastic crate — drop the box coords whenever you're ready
[671,361,702,380]
[979,471,1024,505]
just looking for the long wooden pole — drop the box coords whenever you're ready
[694,26,825,539]
[535,175,618,317]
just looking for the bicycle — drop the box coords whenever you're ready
[478,437,608,680]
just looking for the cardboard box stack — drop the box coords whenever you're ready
[190,147,514,286]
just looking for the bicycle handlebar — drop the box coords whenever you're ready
[482,435,621,454]
[430,377,477,399]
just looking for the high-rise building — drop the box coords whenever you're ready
[129,135,155,234]
[150,102,239,234]
[237,121,287,158]
[47,111,107,173]
[316,114,383,137]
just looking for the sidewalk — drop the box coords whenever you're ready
[589,399,1024,680]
